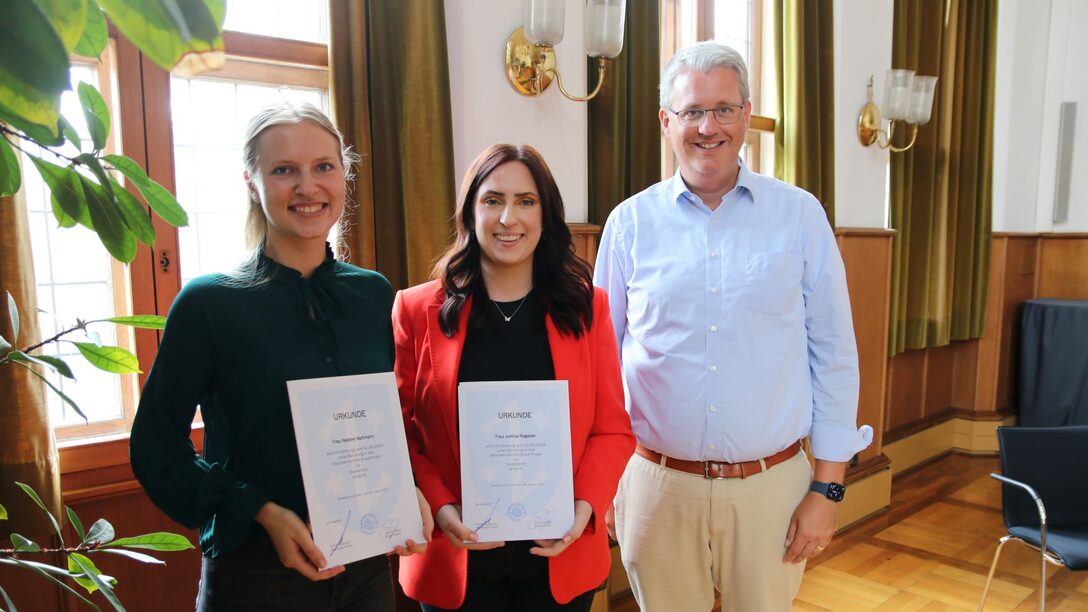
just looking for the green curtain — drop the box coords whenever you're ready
[773,0,836,223]
[587,0,661,227]
[0,151,62,538]
[888,0,995,355]
[329,1,456,289]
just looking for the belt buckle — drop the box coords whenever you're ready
[703,460,710,479]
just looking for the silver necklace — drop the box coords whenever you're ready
[491,294,530,322]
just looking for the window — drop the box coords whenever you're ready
[21,2,331,443]
[660,0,775,177]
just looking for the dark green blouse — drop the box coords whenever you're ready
[130,249,394,557]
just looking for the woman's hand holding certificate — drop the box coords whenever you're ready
[528,499,593,557]
[435,504,505,550]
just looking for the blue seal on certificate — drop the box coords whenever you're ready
[506,503,527,521]
[359,513,379,534]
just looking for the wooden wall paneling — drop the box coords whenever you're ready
[835,229,895,464]
[923,344,955,418]
[950,339,979,411]
[996,236,1040,411]
[570,223,601,266]
[967,237,1008,413]
[885,349,927,436]
[63,493,201,611]
[1037,234,1088,299]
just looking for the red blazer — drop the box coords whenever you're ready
[393,280,634,608]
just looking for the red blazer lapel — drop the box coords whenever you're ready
[546,314,580,389]
[425,297,471,464]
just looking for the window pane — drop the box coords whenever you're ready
[169,75,329,285]
[20,63,131,428]
[224,0,329,44]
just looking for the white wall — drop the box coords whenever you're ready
[833,0,894,229]
[445,0,589,222]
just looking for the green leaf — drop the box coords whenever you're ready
[10,533,40,553]
[14,482,63,546]
[66,506,86,543]
[51,195,79,228]
[12,359,88,421]
[0,502,7,520]
[107,532,194,551]
[103,154,188,227]
[107,177,155,245]
[99,315,166,329]
[74,3,109,58]
[72,341,140,374]
[0,98,63,147]
[76,82,110,151]
[57,116,82,151]
[8,558,100,611]
[0,134,21,197]
[29,156,87,228]
[0,335,10,352]
[5,291,17,343]
[79,174,136,263]
[97,0,225,73]
[0,582,15,612]
[85,518,115,545]
[94,548,165,565]
[6,350,74,379]
[69,553,122,609]
[0,0,72,98]
[34,0,90,54]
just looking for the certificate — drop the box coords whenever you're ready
[458,380,573,542]
[287,372,424,567]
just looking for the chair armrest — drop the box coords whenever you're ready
[991,472,1048,528]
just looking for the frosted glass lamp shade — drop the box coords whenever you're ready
[524,0,565,45]
[585,0,626,58]
[882,69,915,121]
[906,76,938,125]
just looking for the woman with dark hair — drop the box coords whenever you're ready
[130,102,431,611]
[393,144,634,611]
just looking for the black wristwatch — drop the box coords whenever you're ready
[809,480,846,502]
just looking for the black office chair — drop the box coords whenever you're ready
[977,425,1088,611]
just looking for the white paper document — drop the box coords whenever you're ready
[287,372,424,567]
[458,380,574,543]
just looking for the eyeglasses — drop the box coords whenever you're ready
[667,103,745,127]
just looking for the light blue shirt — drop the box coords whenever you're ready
[594,162,872,463]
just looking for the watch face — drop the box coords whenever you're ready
[827,482,846,502]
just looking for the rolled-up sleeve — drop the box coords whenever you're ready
[800,197,873,461]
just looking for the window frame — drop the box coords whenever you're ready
[53,26,329,449]
[660,0,775,178]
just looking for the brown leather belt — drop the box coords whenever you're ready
[635,440,804,479]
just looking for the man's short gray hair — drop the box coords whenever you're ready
[659,41,750,108]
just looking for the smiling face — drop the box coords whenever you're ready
[473,161,543,281]
[660,67,751,201]
[244,121,345,253]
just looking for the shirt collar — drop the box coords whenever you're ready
[668,158,757,209]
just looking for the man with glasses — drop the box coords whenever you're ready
[593,41,871,611]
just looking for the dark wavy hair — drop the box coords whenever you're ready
[433,144,594,338]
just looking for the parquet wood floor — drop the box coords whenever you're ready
[608,453,1088,611]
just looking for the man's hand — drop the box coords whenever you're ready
[783,492,836,563]
[530,500,594,558]
[255,502,345,581]
[392,487,434,556]
[435,504,505,551]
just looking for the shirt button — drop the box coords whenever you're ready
[709,405,717,412]
[710,287,718,294]
[709,251,718,258]
[709,443,717,450]
[710,325,718,332]
[710,219,717,225]
[710,365,718,372]
[325,357,333,363]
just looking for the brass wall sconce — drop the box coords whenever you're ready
[858,69,938,152]
[504,0,627,102]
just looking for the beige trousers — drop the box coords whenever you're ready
[614,450,811,612]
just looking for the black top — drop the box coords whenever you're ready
[457,290,555,580]
[130,246,395,557]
